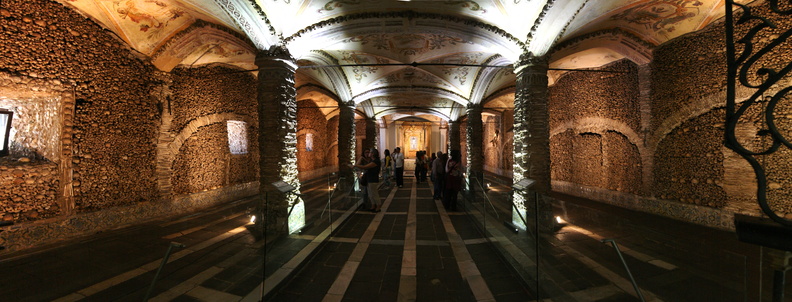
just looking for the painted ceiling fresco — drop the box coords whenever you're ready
[58,0,247,70]
[566,0,751,45]
[60,0,737,121]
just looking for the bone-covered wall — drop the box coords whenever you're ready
[297,99,331,172]
[169,66,259,195]
[549,60,643,196]
[0,0,260,252]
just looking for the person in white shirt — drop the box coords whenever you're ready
[392,147,405,188]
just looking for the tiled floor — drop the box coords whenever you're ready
[0,175,788,301]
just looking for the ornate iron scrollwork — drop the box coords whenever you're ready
[726,0,792,226]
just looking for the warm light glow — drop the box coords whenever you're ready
[556,216,564,224]
[249,215,256,224]
[227,120,248,154]
[486,182,491,188]
[288,201,306,234]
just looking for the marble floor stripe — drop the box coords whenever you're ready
[150,234,270,301]
[241,194,361,302]
[162,212,246,239]
[398,180,418,301]
[433,198,496,302]
[556,243,663,301]
[185,285,242,301]
[562,224,677,271]
[321,185,398,302]
[52,225,249,302]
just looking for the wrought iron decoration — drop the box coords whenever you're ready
[725,0,792,227]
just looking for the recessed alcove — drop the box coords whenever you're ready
[0,73,76,222]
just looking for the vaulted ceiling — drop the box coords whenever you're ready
[58,0,745,123]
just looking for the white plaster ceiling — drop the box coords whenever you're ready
[57,0,748,121]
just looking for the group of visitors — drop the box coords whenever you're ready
[428,150,462,211]
[353,147,463,213]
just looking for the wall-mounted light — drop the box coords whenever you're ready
[0,109,13,157]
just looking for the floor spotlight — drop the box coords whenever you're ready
[503,220,520,234]
[553,216,568,232]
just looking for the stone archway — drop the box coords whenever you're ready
[156,112,254,198]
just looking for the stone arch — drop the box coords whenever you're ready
[297,84,344,120]
[296,128,322,171]
[157,113,254,197]
[296,53,353,102]
[551,117,643,148]
[482,87,516,107]
[284,12,524,61]
[551,117,648,194]
[549,28,654,66]
[548,29,653,85]
[374,107,450,121]
[353,87,469,107]
[150,21,256,72]
[649,91,729,152]
[470,56,513,105]
[297,97,332,173]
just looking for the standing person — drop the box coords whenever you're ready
[443,149,463,211]
[431,151,446,200]
[392,147,405,188]
[429,152,437,175]
[414,151,424,183]
[355,149,371,206]
[355,148,382,212]
[382,149,393,188]
[418,151,428,182]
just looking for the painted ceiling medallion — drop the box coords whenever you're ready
[372,96,449,109]
[377,68,451,88]
[317,0,484,14]
[611,0,703,33]
[342,33,473,56]
[431,53,483,85]
[113,0,187,33]
[492,68,514,82]
[448,1,486,13]
[318,0,361,13]
[340,51,390,83]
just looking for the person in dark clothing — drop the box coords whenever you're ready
[415,151,426,183]
[355,149,370,206]
[443,149,463,211]
[355,148,382,212]
[431,151,446,200]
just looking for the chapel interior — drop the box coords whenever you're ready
[1,0,792,301]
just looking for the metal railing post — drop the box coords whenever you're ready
[143,242,185,301]
[601,238,645,302]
